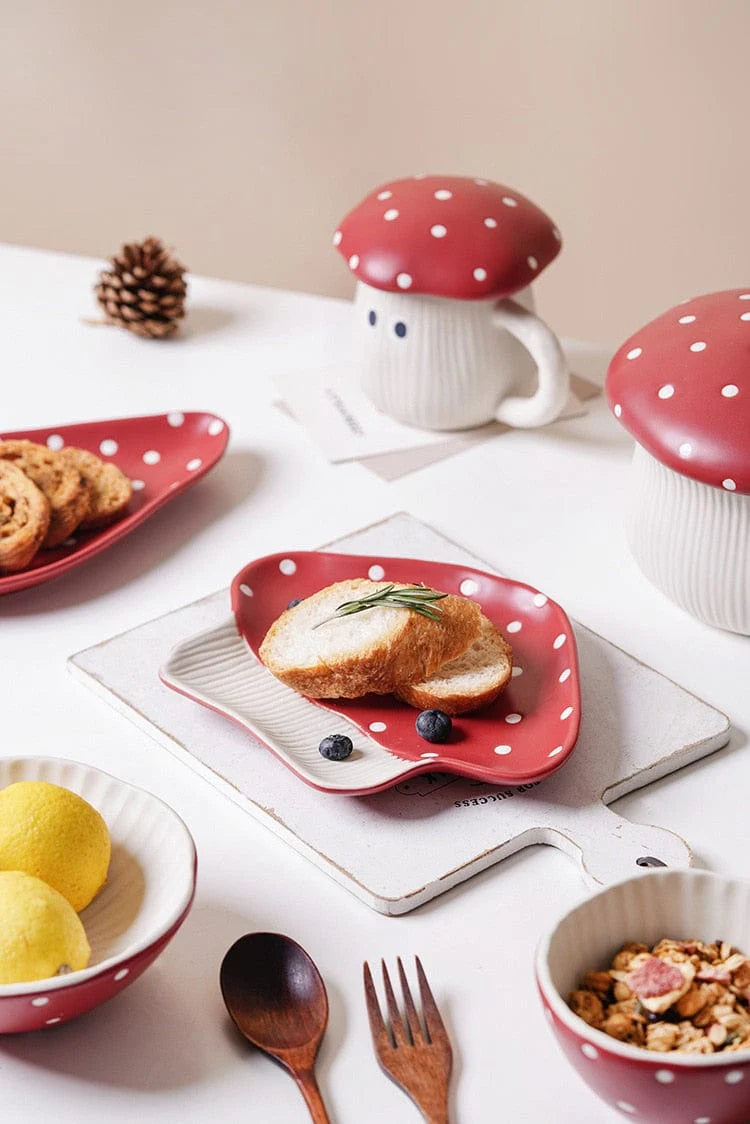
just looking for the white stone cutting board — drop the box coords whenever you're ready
[68,514,730,914]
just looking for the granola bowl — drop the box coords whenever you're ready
[536,870,750,1124]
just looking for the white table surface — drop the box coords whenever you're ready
[1,243,748,1123]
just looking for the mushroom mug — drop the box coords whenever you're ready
[336,175,570,432]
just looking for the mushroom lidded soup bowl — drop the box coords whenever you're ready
[334,175,570,431]
[606,289,750,634]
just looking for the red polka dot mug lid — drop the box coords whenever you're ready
[606,289,750,494]
[333,175,562,300]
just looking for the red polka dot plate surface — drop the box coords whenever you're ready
[0,411,229,594]
[229,550,581,790]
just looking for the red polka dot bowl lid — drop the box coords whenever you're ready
[0,757,196,1033]
[0,411,229,595]
[229,550,581,793]
[536,869,750,1123]
[606,290,750,494]
[334,175,562,300]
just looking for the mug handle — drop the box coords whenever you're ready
[492,297,570,427]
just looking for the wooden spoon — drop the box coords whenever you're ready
[220,932,331,1123]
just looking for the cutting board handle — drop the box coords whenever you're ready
[538,802,693,887]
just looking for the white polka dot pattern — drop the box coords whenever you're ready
[532,593,548,607]
[614,403,622,417]
[548,746,563,757]
[186,458,202,471]
[368,564,385,580]
[333,176,560,300]
[560,706,573,720]
[580,1043,598,1059]
[511,666,523,677]
[279,559,297,575]
[167,412,184,427]
[100,439,118,456]
[506,620,522,633]
[725,1070,744,1084]
[239,584,253,596]
[131,479,145,491]
[505,713,522,725]
[608,289,750,492]
[616,1103,636,1115]
[142,450,160,465]
[369,721,387,733]
[420,751,439,759]
[114,968,129,981]
[46,434,64,450]
[208,418,225,436]
[494,745,512,755]
[459,578,479,596]
[396,273,412,289]
[655,1069,674,1084]
[553,633,567,649]
[31,997,49,1007]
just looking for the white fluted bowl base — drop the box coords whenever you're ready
[627,444,750,635]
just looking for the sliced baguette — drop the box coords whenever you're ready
[395,614,513,715]
[0,439,90,548]
[62,447,132,529]
[259,578,482,698]
[0,461,51,571]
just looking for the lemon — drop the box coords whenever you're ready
[0,870,91,984]
[0,781,111,912]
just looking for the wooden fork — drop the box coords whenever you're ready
[363,957,453,1124]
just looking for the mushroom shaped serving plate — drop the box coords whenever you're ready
[0,411,229,594]
[0,757,196,1033]
[161,551,581,795]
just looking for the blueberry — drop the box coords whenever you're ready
[319,734,353,761]
[415,709,452,743]
[287,598,303,609]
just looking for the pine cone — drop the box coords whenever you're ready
[95,237,187,338]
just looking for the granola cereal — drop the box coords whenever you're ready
[568,938,750,1055]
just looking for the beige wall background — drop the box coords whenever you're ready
[2,0,748,346]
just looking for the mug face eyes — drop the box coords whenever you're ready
[368,309,377,326]
[394,321,407,338]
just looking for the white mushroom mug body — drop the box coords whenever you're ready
[353,281,570,431]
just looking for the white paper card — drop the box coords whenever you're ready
[275,364,586,464]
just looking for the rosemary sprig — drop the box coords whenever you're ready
[312,583,448,629]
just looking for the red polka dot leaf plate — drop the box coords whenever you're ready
[0,411,229,595]
[227,551,581,792]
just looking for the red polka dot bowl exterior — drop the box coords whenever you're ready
[536,869,750,1124]
[0,758,197,1033]
[334,175,570,431]
[606,290,750,634]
